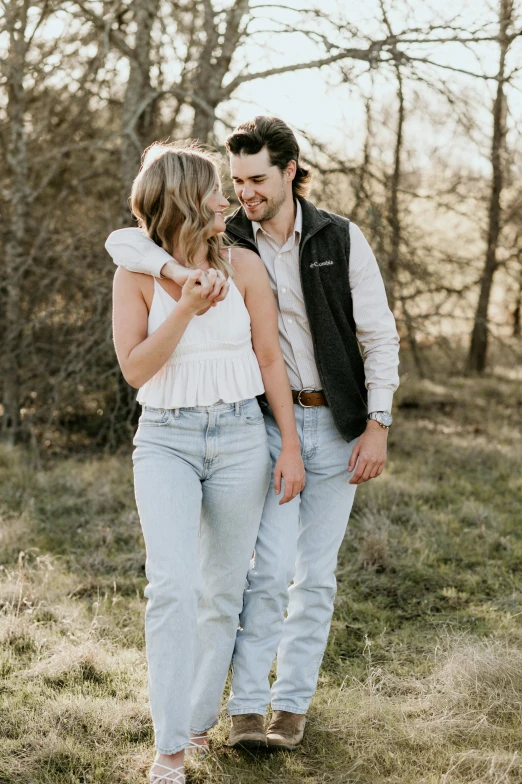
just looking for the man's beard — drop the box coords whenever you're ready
[242,181,287,222]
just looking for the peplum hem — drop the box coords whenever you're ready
[137,349,264,409]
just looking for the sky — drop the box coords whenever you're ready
[3,0,520,172]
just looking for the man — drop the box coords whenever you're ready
[106,116,399,751]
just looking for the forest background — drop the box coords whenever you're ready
[1,1,522,783]
[2,0,521,448]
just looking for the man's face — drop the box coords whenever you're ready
[230,147,294,222]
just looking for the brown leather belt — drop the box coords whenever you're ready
[291,389,329,408]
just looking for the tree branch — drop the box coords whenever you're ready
[222,47,385,96]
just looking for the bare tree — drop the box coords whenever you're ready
[190,0,249,142]
[74,0,162,224]
[180,2,450,143]
[0,0,45,443]
[467,0,515,372]
[119,0,161,224]
[2,0,522,448]
[514,276,522,337]
[380,2,426,377]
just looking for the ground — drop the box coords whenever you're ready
[1,371,522,783]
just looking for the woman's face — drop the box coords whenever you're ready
[207,181,229,235]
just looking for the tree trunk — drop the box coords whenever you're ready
[1,0,30,444]
[387,62,426,377]
[351,94,373,225]
[513,270,522,338]
[191,102,218,145]
[386,68,404,312]
[467,0,512,373]
[190,0,249,143]
[119,0,160,226]
[401,298,426,379]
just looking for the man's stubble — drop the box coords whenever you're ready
[241,175,287,224]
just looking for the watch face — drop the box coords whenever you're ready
[379,412,393,427]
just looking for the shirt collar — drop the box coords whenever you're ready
[252,199,302,247]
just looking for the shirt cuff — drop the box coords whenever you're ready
[141,246,173,278]
[367,389,394,414]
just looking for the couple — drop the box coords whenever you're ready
[109,116,399,784]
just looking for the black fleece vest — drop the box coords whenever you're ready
[225,198,368,443]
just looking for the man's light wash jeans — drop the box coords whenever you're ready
[228,402,358,717]
[132,399,271,754]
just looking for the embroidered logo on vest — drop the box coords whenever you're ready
[310,260,334,268]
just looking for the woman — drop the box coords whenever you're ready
[112,142,305,784]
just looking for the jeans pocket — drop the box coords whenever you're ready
[139,406,170,426]
[240,399,265,425]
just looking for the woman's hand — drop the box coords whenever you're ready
[274,445,305,505]
[194,269,230,315]
[163,263,229,313]
[178,270,223,316]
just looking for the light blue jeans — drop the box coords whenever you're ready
[132,398,271,754]
[227,401,358,716]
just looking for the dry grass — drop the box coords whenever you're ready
[1,372,522,783]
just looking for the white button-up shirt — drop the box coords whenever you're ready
[106,204,399,412]
[251,201,318,391]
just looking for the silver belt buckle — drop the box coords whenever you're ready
[297,388,315,408]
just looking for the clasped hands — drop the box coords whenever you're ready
[162,261,229,315]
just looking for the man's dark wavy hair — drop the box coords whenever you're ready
[225,116,312,198]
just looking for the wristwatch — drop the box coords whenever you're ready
[367,411,393,429]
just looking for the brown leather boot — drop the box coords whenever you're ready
[228,713,267,750]
[266,710,307,750]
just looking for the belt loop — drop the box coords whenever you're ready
[174,408,180,419]
[235,401,241,417]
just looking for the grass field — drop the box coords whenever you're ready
[1,372,522,783]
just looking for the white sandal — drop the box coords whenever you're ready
[186,735,209,758]
[150,763,185,784]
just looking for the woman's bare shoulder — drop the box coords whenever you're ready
[114,267,153,289]
[113,267,154,309]
[228,246,264,276]
[229,246,260,263]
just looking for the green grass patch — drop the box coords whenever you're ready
[1,373,521,782]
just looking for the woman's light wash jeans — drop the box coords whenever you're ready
[132,398,271,755]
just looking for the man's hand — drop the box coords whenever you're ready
[161,261,229,313]
[348,420,388,484]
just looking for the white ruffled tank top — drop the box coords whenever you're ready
[137,259,265,408]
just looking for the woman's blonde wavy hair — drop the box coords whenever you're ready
[131,141,234,278]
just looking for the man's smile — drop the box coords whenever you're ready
[242,199,265,209]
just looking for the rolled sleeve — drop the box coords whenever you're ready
[105,228,173,278]
[349,223,400,413]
